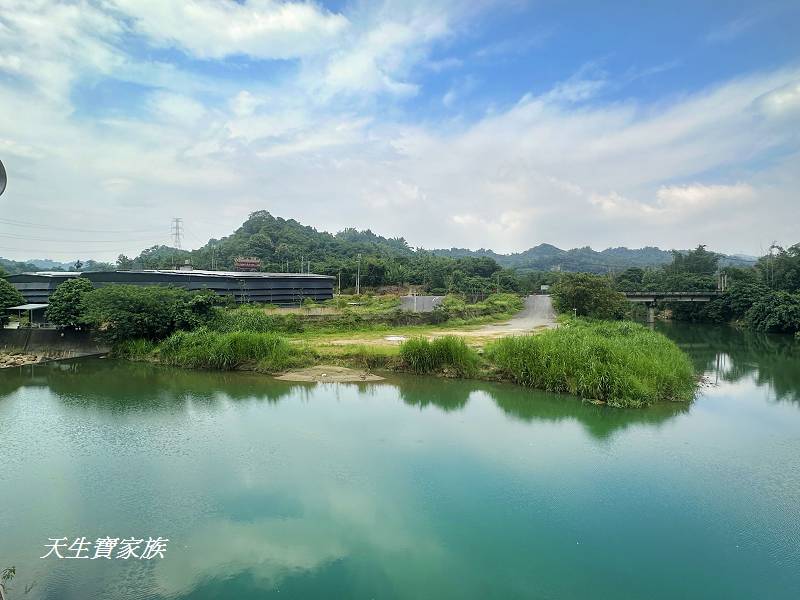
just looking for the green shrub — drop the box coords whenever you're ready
[485,320,695,407]
[744,291,800,334]
[157,328,298,371]
[46,277,94,329]
[552,274,627,319]
[0,278,24,325]
[81,285,217,344]
[399,336,479,377]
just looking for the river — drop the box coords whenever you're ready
[0,324,798,599]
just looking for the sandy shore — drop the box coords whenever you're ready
[275,365,385,383]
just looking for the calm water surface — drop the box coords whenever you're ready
[1,324,799,599]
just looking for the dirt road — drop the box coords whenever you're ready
[475,294,557,334]
[315,294,558,347]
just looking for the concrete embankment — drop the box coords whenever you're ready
[0,329,109,365]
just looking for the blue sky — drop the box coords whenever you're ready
[1,0,799,261]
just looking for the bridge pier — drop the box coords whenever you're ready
[646,303,656,326]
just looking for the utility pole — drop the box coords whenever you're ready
[356,253,361,295]
[338,270,341,295]
[170,218,183,249]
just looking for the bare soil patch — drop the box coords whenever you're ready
[275,365,385,383]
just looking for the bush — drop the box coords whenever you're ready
[485,320,696,407]
[552,274,627,319]
[744,291,800,334]
[81,285,217,344]
[46,278,94,329]
[0,278,24,325]
[158,327,301,371]
[399,336,479,377]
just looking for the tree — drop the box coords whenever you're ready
[666,245,719,275]
[744,291,800,334]
[614,267,645,291]
[756,243,800,292]
[551,273,627,319]
[0,278,24,326]
[81,285,218,344]
[116,255,134,270]
[74,259,84,270]
[46,278,94,329]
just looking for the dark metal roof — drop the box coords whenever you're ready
[118,269,335,280]
[8,272,81,278]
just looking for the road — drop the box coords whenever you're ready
[476,294,557,334]
[324,294,556,347]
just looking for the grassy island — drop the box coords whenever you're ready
[38,280,696,407]
[118,317,695,408]
[485,320,696,408]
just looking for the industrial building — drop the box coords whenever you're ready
[4,272,81,304]
[6,269,335,305]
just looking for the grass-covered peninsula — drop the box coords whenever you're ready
[116,316,695,408]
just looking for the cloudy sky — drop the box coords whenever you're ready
[0,0,799,262]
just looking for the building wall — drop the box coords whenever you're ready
[6,274,78,304]
[8,272,335,305]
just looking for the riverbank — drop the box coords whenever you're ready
[115,317,696,408]
[0,351,43,368]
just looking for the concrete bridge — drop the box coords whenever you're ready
[623,291,722,323]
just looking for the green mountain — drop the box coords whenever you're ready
[3,211,757,290]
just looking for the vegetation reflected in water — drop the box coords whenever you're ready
[0,324,798,599]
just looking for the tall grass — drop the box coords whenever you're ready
[211,306,304,334]
[485,320,696,407]
[399,336,480,377]
[157,327,303,372]
[113,338,156,360]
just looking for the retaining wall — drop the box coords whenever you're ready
[0,329,109,357]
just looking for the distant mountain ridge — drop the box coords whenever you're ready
[431,244,756,273]
[2,210,758,276]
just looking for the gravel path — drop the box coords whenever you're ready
[476,294,557,334]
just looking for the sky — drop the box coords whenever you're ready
[0,0,799,262]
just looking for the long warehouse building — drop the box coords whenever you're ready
[7,269,335,305]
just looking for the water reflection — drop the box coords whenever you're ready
[1,359,694,441]
[658,322,800,403]
[2,338,800,600]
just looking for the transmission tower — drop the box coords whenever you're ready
[171,217,183,249]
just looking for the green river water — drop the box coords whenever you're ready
[1,323,798,599]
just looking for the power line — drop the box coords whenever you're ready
[0,232,167,243]
[0,217,166,234]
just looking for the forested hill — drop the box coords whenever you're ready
[3,211,756,282]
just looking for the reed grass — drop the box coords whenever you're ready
[157,327,304,372]
[485,320,695,407]
[399,336,480,377]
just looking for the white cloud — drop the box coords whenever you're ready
[705,15,759,43]
[590,183,755,221]
[0,1,799,262]
[108,0,349,60]
[149,92,207,125]
[230,91,263,118]
[754,80,800,120]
